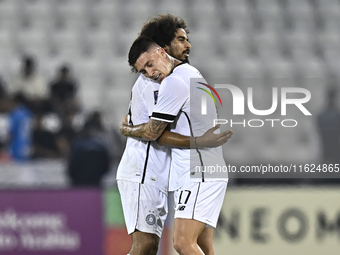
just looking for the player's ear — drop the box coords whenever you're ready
[159,47,167,58]
[163,45,170,53]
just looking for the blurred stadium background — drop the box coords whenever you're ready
[0,0,339,254]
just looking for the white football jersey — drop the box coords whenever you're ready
[117,74,171,193]
[151,63,227,191]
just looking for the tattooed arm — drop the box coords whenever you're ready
[120,119,169,141]
[121,114,234,148]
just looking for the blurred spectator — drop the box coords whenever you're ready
[84,111,125,165]
[10,55,47,113]
[67,120,110,187]
[0,75,12,112]
[83,111,105,139]
[8,93,33,161]
[31,114,64,159]
[317,87,340,164]
[57,113,78,157]
[0,76,6,99]
[49,65,79,116]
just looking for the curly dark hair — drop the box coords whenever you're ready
[128,36,158,72]
[140,14,189,48]
[128,14,189,72]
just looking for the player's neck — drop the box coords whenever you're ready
[172,59,182,70]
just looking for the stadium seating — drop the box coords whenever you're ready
[0,0,338,164]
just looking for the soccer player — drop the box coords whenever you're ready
[122,36,232,255]
[117,15,232,255]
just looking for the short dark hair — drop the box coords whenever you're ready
[128,36,158,72]
[140,14,189,48]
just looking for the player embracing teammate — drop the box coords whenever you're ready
[117,14,233,255]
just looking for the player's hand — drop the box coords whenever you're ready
[120,114,129,135]
[122,114,129,126]
[195,124,233,148]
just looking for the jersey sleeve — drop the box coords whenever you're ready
[151,76,188,123]
[129,75,151,125]
[141,79,159,117]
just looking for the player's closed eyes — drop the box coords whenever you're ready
[140,62,153,74]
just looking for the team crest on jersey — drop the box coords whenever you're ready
[154,90,159,105]
[146,214,156,225]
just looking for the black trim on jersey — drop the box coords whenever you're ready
[141,141,151,184]
[128,106,133,125]
[128,92,133,125]
[192,183,201,220]
[182,111,205,182]
[170,60,189,74]
[170,62,187,75]
[151,112,177,122]
[175,62,187,68]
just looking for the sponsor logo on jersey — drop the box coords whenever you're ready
[178,206,186,211]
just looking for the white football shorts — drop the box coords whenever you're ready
[117,180,168,238]
[174,181,227,228]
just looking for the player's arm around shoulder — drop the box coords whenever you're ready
[157,125,234,149]
[120,116,168,141]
